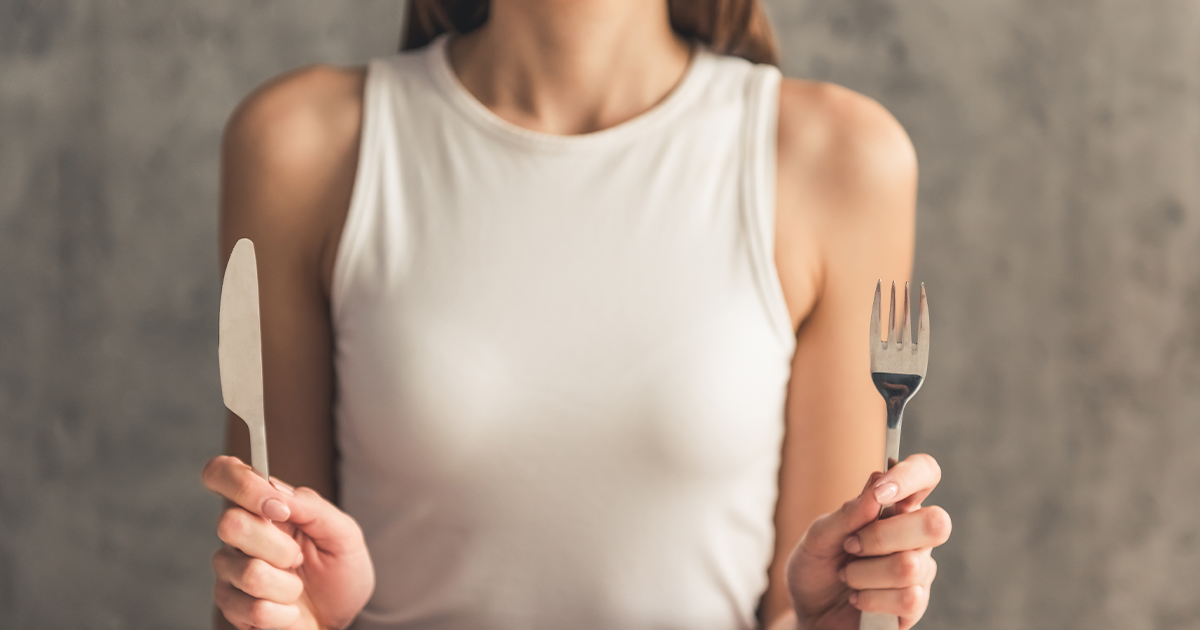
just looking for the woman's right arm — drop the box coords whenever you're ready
[206,65,374,630]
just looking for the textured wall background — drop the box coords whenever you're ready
[771,2,1200,628]
[2,1,1199,628]
[0,1,404,627]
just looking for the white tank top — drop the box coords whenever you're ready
[332,35,795,630]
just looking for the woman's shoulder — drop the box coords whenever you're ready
[770,77,918,338]
[776,77,917,220]
[220,65,368,295]
[224,65,367,175]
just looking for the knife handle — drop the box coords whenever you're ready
[246,417,269,481]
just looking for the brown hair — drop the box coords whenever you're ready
[401,0,779,66]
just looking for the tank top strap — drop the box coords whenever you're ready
[737,63,793,347]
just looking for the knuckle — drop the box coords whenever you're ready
[217,509,254,544]
[201,457,219,486]
[295,486,321,501]
[928,556,939,582]
[895,552,921,582]
[247,599,275,627]
[923,454,943,480]
[923,506,952,542]
[913,452,938,471]
[283,572,306,603]
[203,455,238,490]
[213,577,229,607]
[210,547,228,574]
[214,579,240,614]
[234,474,259,504]
[216,512,242,543]
[240,558,271,597]
[899,585,925,615]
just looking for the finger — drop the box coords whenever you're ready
[285,486,367,554]
[847,505,951,557]
[217,506,304,570]
[203,455,294,522]
[215,578,302,630]
[212,546,305,604]
[851,584,928,625]
[841,550,936,590]
[871,453,941,511]
[798,472,887,558]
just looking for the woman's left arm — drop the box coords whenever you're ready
[759,78,951,630]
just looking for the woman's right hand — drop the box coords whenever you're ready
[203,455,376,630]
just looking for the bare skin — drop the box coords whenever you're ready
[206,1,951,629]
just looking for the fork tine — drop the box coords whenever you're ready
[870,280,881,344]
[896,281,910,347]
[918,282,930,359]
[917,283,928,344]
[888,281,897,345]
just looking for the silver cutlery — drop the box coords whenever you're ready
[219,238,269,481]
[859,281,930,630]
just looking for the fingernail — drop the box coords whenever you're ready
[271,478,295,496]
[874,482,899,503]
[844,535,863,554]
[263,498,290,521]
[848,591,859,606]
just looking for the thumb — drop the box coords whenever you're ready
[800,472,885,558]
[284,486,365,555]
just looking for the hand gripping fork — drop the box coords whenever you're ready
[859,281,930,630]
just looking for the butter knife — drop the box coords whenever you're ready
[219,238,269,481]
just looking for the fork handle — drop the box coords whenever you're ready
[884,422,901,473]
[858,459,902,630]
[858,409,905,630]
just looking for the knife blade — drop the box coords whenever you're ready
[219,238,269,481]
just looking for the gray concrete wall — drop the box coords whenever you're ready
[1,1,1198,628]
[0,2,404,627]
[770,2,1200,628]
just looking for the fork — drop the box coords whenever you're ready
[859,280,930,630]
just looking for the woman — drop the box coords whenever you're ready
[202,1,951,629]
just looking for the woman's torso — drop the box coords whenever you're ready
[330,36,796,630]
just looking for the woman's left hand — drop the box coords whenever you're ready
[785,454,951,630]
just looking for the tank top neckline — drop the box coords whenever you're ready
[425,34,714,152]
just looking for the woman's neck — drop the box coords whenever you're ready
[448,0,692,135]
